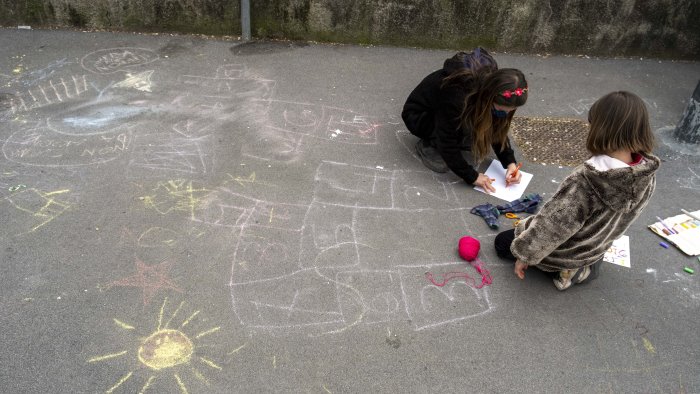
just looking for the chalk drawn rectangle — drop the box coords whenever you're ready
[390,170,467,210]
[355,209,468,269]
[230,268,343,328]
[398,264,492,331]
[246,201,308,232]
[299,203,359,269]
[313,161,393,208]
[232,226,303,282]
[336,271,403,324]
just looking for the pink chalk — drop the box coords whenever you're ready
[458,236,481,262]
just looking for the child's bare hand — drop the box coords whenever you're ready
[505,163,522,186]
[474,174,496,193]
[514,260,527,279]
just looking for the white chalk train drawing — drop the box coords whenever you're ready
[226,161,492,335]
[7,75,90,114]
[2,58,150,166]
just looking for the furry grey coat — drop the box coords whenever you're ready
[511,152,660,271]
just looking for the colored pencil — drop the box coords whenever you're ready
[656,216,676,235]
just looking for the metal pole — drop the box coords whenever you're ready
[241,0,251,41]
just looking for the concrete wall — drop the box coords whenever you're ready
[1,0,698,59]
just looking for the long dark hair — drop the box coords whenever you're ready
[463,68,528,163]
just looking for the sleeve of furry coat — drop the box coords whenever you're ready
[510,176,590,266]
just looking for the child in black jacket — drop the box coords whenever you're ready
[402,48,528,193]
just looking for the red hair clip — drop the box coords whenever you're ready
[501,87,528,99]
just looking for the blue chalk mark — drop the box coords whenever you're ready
[62,105,146,128]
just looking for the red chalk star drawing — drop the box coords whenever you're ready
[108,259,183,305]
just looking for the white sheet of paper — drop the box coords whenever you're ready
[473,160,533,201]
[603,235,631,268]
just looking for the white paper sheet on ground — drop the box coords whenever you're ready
[603,235,630,268]
[473,159,533,201]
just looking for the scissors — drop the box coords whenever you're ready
[504,212,521,226]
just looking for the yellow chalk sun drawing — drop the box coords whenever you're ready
[89,298,223,393]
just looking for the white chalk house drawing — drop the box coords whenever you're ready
[225,161,493,335]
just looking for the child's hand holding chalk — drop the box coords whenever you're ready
[506,162,522,187]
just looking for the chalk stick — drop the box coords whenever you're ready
[659,242,669,249]
[683,267,694,274]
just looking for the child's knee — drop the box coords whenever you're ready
[494,230,515,260]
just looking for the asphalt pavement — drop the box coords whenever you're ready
[1,27,699,393]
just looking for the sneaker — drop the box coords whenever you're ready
[415,140,448,173]
[553,269,577,291]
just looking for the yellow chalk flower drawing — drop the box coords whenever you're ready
[139,180,209,219]
[6,188,72,234]
[89,298,224,393]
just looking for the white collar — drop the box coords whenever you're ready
[585,154,630,171]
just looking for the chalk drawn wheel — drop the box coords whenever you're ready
[138,329,194,370]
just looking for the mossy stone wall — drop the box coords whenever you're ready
[0,0,698,59]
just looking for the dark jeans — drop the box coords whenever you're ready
[402,109,472,150]
[494,229,517,261]
[402,109,434,141]
[494,228,602,282]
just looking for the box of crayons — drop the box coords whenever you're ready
[648,210,700,256]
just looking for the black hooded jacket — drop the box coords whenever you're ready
[402,56,516,184]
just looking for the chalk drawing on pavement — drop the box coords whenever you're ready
[81,48,159,74]
[241,100,381,162]
[3,124,131,167]
[113,70,155,92]
[106,258,183,306]
[48,103,149,136]
[4,187,73,234]
[7,75,91,114]
[88,298,228,393]
[228,161,492,335]
[118,226,206,248]
[128,132,214,176]
[676,166,700,191]
[138,180,210,219]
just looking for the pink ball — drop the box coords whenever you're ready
[458,236,481,261]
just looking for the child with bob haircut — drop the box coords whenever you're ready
[494,91,660,290]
